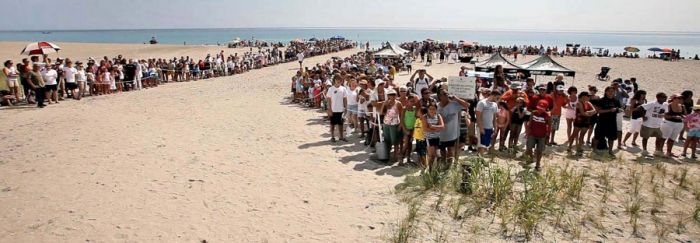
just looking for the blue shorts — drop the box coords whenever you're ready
[415,140,427,156]
[688,130,700,138]
[479,129,494,148]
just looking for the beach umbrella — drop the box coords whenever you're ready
[330,35,345,40]
[624,46,640,52]
[425,38,434,42]
[648,47,663,52]
[661,48,672,53]
[20,41,60,55]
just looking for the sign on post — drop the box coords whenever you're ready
[448,76,476,99]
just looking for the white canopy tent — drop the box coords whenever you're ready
[373,42,409,58]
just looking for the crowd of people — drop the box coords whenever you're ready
[1,39,355,107]
[293,50,700,172]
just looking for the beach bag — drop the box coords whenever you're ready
[374,112,389,161]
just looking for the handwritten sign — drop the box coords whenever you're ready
[448,76,476,99]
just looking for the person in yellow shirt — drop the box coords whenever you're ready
[413,110,427,170]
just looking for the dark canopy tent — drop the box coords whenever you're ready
[474,52,522,73]
[520,55,576,77]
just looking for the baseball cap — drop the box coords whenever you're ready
[386,89,397,95]
[537,100,549,110]
[556,85,566,91]
[510,82,522,89]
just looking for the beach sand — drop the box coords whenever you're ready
[1,42,699,242]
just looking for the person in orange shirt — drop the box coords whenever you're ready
[549,85,570,145]
[501,82,529,110]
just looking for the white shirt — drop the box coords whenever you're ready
[346,87,358,106]
[370,88,388,103]
[62,66,77,83]
[297,53,304,61]
[326,85,347,113]
[76,70,87,82]
[42,69,58,85]
[414,77,430,94]
[641,101,668,128]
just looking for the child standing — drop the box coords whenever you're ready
[495,101,511,151]
[413,109,427,171]
[526,100,552,171]
[682,105,700,159]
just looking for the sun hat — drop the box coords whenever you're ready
[375,79,385,86]
[386,89,397,95]
[537,100,549,110]
[359,80,368,85]
[509,82,522,89]
[399,85,408,91]
[556,85,566,91]
[693,105,700,110]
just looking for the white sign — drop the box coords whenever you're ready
[448,76,476,99]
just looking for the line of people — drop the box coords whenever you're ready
[292,54,700,172]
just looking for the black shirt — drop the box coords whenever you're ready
[595,96,621,122]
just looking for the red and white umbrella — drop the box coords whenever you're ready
[20,41,61,55]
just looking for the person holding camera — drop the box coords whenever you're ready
[437,87,471,167]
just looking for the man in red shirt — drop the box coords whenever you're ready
[526,100,552,171]
[549,85,569,145]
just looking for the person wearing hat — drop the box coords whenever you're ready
[326,75,348,143]
[547,85,569,145]
[356,79,370,136]
[525,99,552,171]
[75,61,87,100]
[381,88,404,163]
[660,93,686,157]
[367,79,388,147]
[501,82,529,110]
[681,105,700,159]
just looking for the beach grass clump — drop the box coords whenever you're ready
[512,170,557,240]
[599,166,613,203]
[391,201,421,243]
[625,195,643,236]
[694,203,700,224]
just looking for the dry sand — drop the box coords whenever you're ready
[0,43,406,242]
[1,42,699,242]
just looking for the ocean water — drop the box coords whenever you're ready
[1,28,700,58]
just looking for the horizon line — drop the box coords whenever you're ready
[1,26,699,35]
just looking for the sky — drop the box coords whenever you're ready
[2,0,699,32]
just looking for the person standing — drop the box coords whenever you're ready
[3,60,21,103]
[436,87,470,166]
[525,100,552,171]
[623,90,647,146]
[27,64,46,108]
[75,62,87,100]
[42,64,59,104]
[62,60,78,99]
[410,69,433,95]
[637,92,668,157]
[326,75,348,143]
[660,94,686,157]
[593,86,622,156]
[548,85,569,145]
[476,90,501,156]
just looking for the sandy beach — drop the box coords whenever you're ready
[1,41,700,242]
